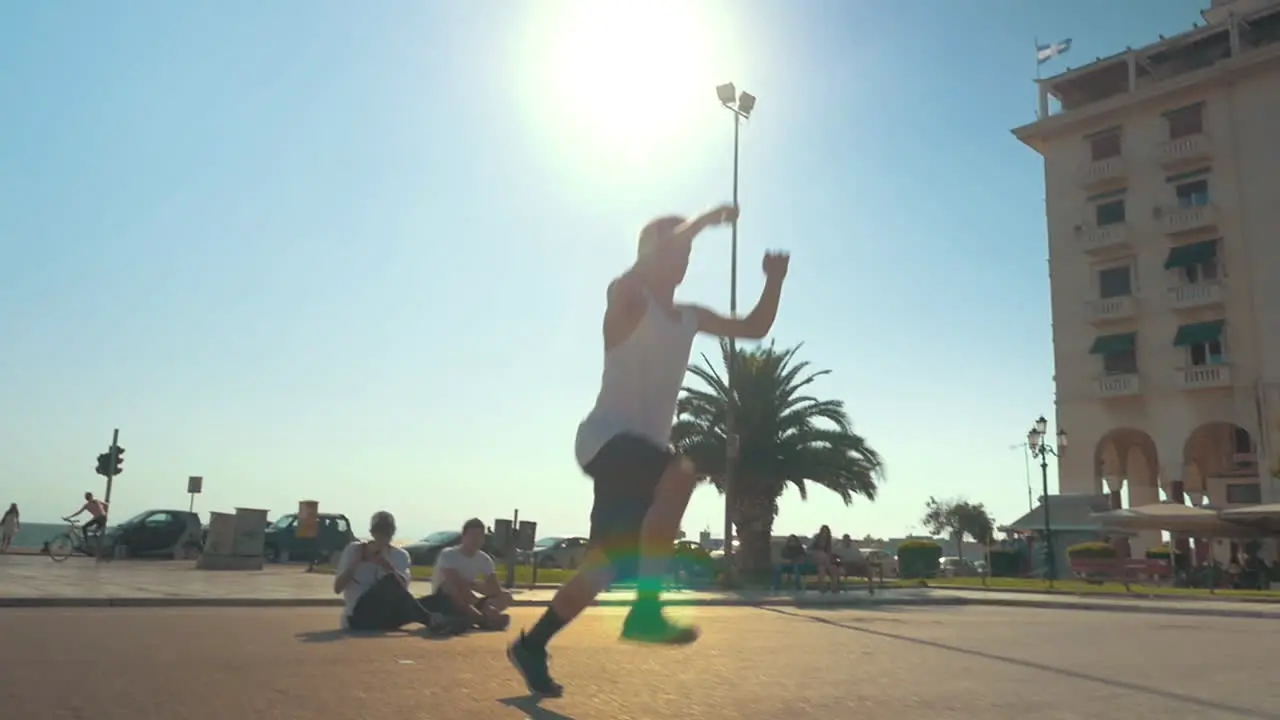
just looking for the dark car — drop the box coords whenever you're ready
[103,509,203,559]
[262,512,355,564]
[403,530,506,567]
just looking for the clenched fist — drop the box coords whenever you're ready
[762,251,790,281]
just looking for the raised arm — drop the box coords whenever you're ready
[691,251,789,340]
[670,205,738,244]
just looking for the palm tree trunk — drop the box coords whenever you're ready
[732,494,775,578]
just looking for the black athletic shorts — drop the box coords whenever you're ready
[583,433,676,580]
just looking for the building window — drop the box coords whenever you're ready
[1225,482,1261,505]
[1233,426,1253,455]
[1103,348,1138,375]
[1166,103,1204,140]
[1176,178,1210,208]
[1090,131,1121,161]
[1189,339,1225,366]
[1180,256,1219,285]
[1098,265,1133,299]
[1095,199,1126,226]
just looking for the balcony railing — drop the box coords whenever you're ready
[1157,133,1212,168]
[1097,373,1141,398]
[1177,363,1232,390]
[1077,156,1126,187]
[1077,223,1131,253]
[1087,295,1137,323]
[1169,282,1223,310]
[1156,203,1218,234]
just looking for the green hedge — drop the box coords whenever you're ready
[897,539,942,579]
[1067,541,1116,559]
[987,548,1023,577]
[1146,544,1171,559]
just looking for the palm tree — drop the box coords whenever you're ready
[672,341,884,576]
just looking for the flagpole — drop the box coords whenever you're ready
[1034,37,1042,119]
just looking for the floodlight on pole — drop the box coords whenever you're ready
[715,82,756,580]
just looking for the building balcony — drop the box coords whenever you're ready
[1169,282,1224,311]
[1097,373,1141,398]
[1077,156,1126,188]
[1157,133,1213,169]
[1176,363,1232,390]
[1087,295,1137,323]
[1155,203,1218,235]
[1076,223,1131,254]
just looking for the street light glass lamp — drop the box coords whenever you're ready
[1057,429,1069,451]
[1035,416,1049,435]
[1027,426,1040,449]
[716,83,737,105]
[737,91,756,116]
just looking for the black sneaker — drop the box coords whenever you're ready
[507,633,564,698]
[619,607,700,645]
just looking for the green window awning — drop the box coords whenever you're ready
[1173,320,1225,346]
[1164,239,1219,269]
[1089,332,1136,355]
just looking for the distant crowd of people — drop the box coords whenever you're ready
[778,525,870,592]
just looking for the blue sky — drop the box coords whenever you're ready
[1,0,1210,541]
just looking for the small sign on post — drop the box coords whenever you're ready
[187,476,203,513]
[297,500,320,539]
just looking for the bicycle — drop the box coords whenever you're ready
[48,519,103,562]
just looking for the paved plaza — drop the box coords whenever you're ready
[1,604,1277,719]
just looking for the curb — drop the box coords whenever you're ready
[1,593,1277,618]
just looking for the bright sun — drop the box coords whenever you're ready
[543,0,717,153]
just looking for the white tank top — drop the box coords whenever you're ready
[575,294,699,466]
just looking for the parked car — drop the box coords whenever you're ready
[862,549,899,578]
[940,556,978,578]
[522,536,589,570]
[262,512,355,564]
[103,509,203,559]
[673,540,716,579]
[402,530,506,567]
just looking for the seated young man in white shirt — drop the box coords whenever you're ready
[333,511,445,633]
[420,518,513,631]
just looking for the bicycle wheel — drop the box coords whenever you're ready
[48,532,74,561]
[48,533,75,562]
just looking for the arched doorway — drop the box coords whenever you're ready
[1095,429,1160,557]
[1182,422,1258,505]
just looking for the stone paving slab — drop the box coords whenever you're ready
[5,605,1279,719]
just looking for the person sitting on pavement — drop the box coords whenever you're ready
[65,492,108,543]
[334,511,445,633]
[420,517,512,631]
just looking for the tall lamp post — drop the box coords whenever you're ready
[715,82,756,575]
[1027,416,1068,587]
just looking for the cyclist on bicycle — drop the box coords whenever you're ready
[65,492,109,541]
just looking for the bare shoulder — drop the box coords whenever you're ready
[603,270,647,349]
[607,270,644,305]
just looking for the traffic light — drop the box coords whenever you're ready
[110,446,125,476]
[95,453,111,477]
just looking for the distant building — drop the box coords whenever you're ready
[1012,0,1280,552]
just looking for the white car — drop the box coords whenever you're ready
[528,536,589,570]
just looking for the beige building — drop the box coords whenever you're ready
[1013,0,1280,549]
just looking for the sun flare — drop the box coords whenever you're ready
[542,0,717,153]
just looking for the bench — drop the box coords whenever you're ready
[1069,558,1172,590]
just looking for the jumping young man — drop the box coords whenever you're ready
[507,204,790,697]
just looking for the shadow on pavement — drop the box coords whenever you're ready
[294,628,442,643]
[762,607,1271,719]
[498,695,576,719]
